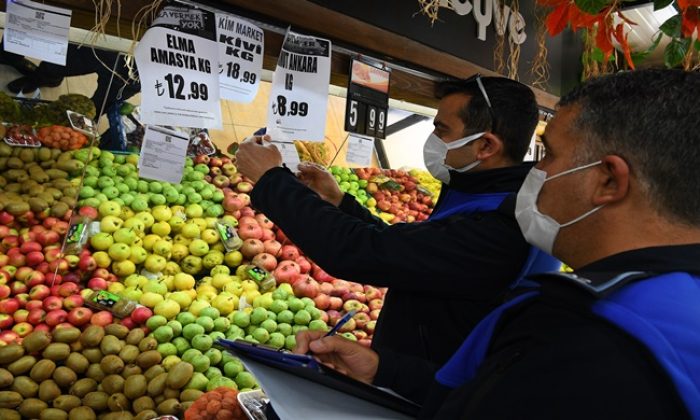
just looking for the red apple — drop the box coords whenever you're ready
[0,331,19,344]
[0,254,8,267]
[328,296,343,311]
[63,294,84,310]
[239,206,255,218]
[0,314,13,329]
[67,307,93,326]
[319,310,329,323]
[364,286,383,300]
[48,258,69,275]
[90,310,113,326]
[0,226,11,239]
[313,293,330,310]
[58,282,80,297]
[44,247,62,263]
[52,221,69,235]
[45,309,68,326]
[64,255,79,268]
[26,271,46,288]
[15,293,29,308]
[366,320,377,333]
[260,228,275,241]
[33,323,50,333]
[10,281,28,295]
[293,276,320,298]
[20,241,41,254]
[78,254,97,273]
[78,206,99,220]
[12,309,28,323]
[236,181,253,193]
[130,306,153,324]
[61,272,81,286]
[80,289,93,300]
[194,154,210,165]
[338,317,356,333]
[43,296,63,311]
[349,282,364,293]
[25,300,43,311]
[87,277,108,291]
[45,273,62,286]
[326,310,342,326]
[252,253,278,272]
[27,308,46,325]
[368,299,384,311]
[319,282,333,295]
[120,317,136,329]
[240,239,264,259]
[313,265,335,283]
[12,322,33,337]
[222,196,244,212]
[370,309,381,321]
[29,284,50,301]
[93,268,111,280]
[273,261,301,284]
[343,299,363,313]
[352,329,368,340]
[15,266,33,282]
[353,312,371,329]
[0,270,10,285]
[53,322,74,330]
[0,284,10,299]
[331,280,350,297]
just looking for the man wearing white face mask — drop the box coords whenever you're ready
[294,69,700,419]
[235,76,560,370]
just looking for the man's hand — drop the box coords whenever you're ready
[235,135,283,183]
[294,331,379,384]
[297,162,344,207]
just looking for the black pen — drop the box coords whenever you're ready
[324,309,357,337]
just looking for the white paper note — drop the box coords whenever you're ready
[266,29,331,142]
[215,13,264,103]
[4,0,71,65]
[138,126,190,184]
[346,134,374,167]
[273,141,301,172]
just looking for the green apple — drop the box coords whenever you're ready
[121,286,142,302]
[268,332,285,349]
[151,221,171,237]
[204,348,222,366]
[188,239,209,257]
[260,319,277,333]
[123,217,146,233]
[287,297,305,312]
[209,331,225,342]
[276,310,294,325]
[150,194,166,206]
[213,317,230,332]
[181,223,201,239]
[252,327,269,344]
[143,280,168,295]
[169,291,192,309]
[205,367,223,382]
[224,251,243,267]
[198,307,220,319]
[146,314,168,330]
[212,191,225,203]
[196,316,215,332]
[149,182,163,194]
[154,299,181,320]
[98,176,115,189]
[235,371,257,389]
[224,360,244,378]
[113,227,137,244]
[177,311,197,326]
[284,335,297,351]
[173,336,191,355]
[205,204,224,218]
[185,372,209,390]
[182,348,202,364]
[135,211,155,228]
[253,294,274,310]
[292,325,308,335]
[294,310,311,326]
[269,299,288,314]
[277,323,293,337]
[225,325,245,341]
[267,311,277,322]
[131,197,149,212]
[191,334,213,351]
[250,307,268,325]
[188,299,210,316]
[309,319,328,332]
[80,186,96,198]
[90,232,114,251]
[153,240,173,257]
[183,323,205,340]
[144,254,167,273]
[108,243,131,262]
[129,246,148,264]
[112,259,136,277]
[102,186,120,199]
[167,320,183,337]
[99,200,122,217]
[187,192,202,204]
[83,176,98,188]
[231,311,250,328]
[100,216,123,233]
[163,187,179,204]
[191,354,211,372]
[207,376,237,392]
[152,205,173,222]
[154,325,174,343]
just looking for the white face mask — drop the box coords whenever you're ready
[422,132,485,184]
[515,161,603,254]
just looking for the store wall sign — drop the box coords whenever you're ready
[216,13,264,103]
[266,29,332,142]
[438,0,527,44]
[4,0,72,65]
[135,5,222,129]
[344,59,390,139]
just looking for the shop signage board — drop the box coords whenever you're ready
[138,125,190,184]
[266,29,332,143]
[216,13,264,103]
[346,134,374,167]
[4,0,72,65]
[344,58,390,139]
[135,5,222,129]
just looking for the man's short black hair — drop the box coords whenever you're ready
[436,77,539,163]
[560,69,700,226]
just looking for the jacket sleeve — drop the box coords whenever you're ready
[251,167,529,295]
[372,346,439,405]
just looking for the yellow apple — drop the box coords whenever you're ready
[224,251,243,267]
[153,240,173,257]
[211,243,225,253]
[136,211,155,228]
[242,289,261,304]
[152,205,173,222]
[223,281,243,296]
[278,283,294,296]
[188,299,210,316]
[185,289,197,300]
[192,218,208,232]
[241,280,259,292]
[140,292,165,308]
[169,291,193,309]
[154,299,180,320]
[168,216,186,233]
[212,293,237,315]
[174,273,195,290]
[108,282,125,294]
[124,217,146,233]
[171,244,189,261]
[129,246,148,264]
[93,251,111,268]
[173,234,191,245]
[142,234,161,251]
[161,275,175,291]
[181,223,201,239]
[112,260,136,277]
[205,217,218,229]
[164,262,181,276]
[201,229,220,245]
[151,221,171,237]
[212,274,231,290]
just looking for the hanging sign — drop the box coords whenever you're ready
[134,5,222,129]
[266,29,331,143]
[4,0,71,65]
[346,134,374,167]
[138,125,190,184]
[344,59,390,139]
[216,13,264,103]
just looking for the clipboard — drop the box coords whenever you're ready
[217,339,421,417]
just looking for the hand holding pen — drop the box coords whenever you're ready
[323,309,357,338]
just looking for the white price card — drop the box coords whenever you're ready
[215,13,263,103]
[138,126,190,184]
[346,134,374,167]
[134,5,222,129]
[266,29,331,142]
[4,0,71,65]
[273,141,301,172]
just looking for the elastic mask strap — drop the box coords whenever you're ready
[560,204,605,228]
[445,132,485,151]
[546,160,602,182]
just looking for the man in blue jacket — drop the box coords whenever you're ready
[295,69,700,418]
[236,77,558,366]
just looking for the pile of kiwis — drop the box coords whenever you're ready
[0,145,86,220]
[0,324,201,420]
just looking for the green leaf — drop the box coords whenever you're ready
[664,38,691,68]
[653,0,673,10]
[659,15,682,38]
[574,0,609,14]
[631,32,663,65]
[590,48,605,63]
[695,40,700,52]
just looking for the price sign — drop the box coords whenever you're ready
[4,0,71,65]
[346,134,374,167]
[215,13,264,103]
[344,59,390,139]
[266,29,331,142]
[134,5,221,129]
[138,126,190,184]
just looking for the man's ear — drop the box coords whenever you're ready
[474,133,504,161]
[592,155,630,206]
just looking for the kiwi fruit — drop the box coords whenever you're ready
[162,387,180,400]
[100,355,125,375]
[81,391,109,411]
[85,364,106,382]
[82,348,104,364]
[8,355,36,375]
[80,326,105,348]
[135,350,161,369]
[104,324,129,339]
[100,335,122,355]
[69,377,97,398]
[53,395,81,412]
[131,395,156,413]
[107,393,130,412]
[38,379,61,402]
[118,345,140,364]
[133,410,157,420]
[123,374,147,400]
[18,398,48,418]
[180,388,203,402]
[22,331,52,353]
[52,327,81,344]
[11,376,38,398]
[53,366,78,389]
[121,364,142,378]
[156,398,182,415]
[137,337,157,353]
[125,329,145,346]
[30,359,57,382]
[146,372,167,397]
[43,343,71,361]
[0,344,25,364]
[65,352,89,374]
[41,407,68,420]
[101,374,125,395]
[166,362,193,389]
[0,368,14,388]
[143,365,165,382]
[68,406,96,420]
